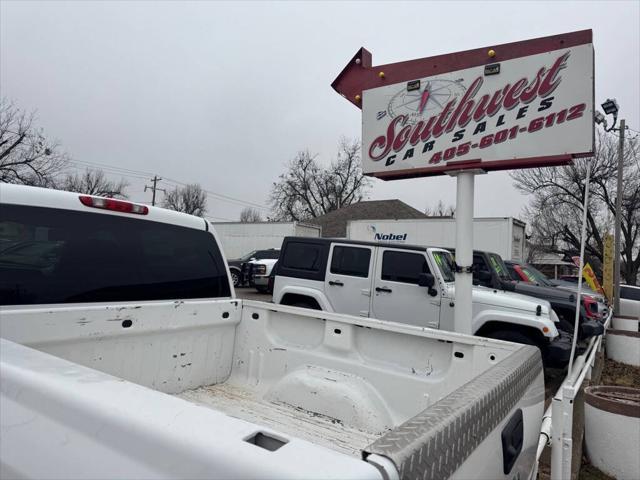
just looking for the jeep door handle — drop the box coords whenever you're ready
[329,280,344,286]
[375,287,392,293]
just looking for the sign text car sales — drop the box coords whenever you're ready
[361,41,594,178]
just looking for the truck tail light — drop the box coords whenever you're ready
[79,196,149,215]
[582,295,599,318]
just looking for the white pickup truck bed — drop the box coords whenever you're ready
[0,184,545,480]
[178,383,379,456]
[1,298,543,480]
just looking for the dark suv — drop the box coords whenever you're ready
[465,250,604,339]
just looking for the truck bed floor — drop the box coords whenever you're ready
[176,383,381,457]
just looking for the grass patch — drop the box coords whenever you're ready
[578,462,614,480]
[598,358,640,388]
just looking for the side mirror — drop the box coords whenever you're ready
[249,257,257,262]
[418,273,435,287]
[418,273,438,297]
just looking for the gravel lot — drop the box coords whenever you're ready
[235,287,273,303]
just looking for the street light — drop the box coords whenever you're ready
[595,97,624,313]
[601,98,619,115]
[600,98,619,132]
[594,111,607,130]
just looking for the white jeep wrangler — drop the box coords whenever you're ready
[273,237,571,366]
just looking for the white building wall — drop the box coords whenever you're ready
[347,218,526,261]
[212,222,320,259]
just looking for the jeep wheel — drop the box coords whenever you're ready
[230,270,240,287]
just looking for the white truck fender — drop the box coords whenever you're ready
[473,308,559,339]
[274,285,334,312]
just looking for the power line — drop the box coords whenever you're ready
[160,176,270,211]
[65,158,270,211]
[66,161,151,180]
[67,158,156,178]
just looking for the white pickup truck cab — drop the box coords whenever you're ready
[1,185,545,480]
[620,285,640,320]
[273,237,570,366]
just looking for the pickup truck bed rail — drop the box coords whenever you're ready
[365,346,542,480]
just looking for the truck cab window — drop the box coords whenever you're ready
[0,204,231,305]
[257,250,280,260]
[330,246,371,278]
[472,254,493,286]
[381,251,429,284]
[281,242,322,272]
[620,286,640,301]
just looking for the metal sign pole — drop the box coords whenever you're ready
[452,170,480,335]
[613,119,625,313]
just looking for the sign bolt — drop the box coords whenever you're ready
[487,49,496,58]
[355,94,361,102]
[378,71,385,79]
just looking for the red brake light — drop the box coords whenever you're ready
[79,196,149,215]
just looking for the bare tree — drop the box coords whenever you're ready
[425,200,455,217]
[239,207,263,222]
[60,168,128,198]
[270,138,370,221]
[0,98,68,185]
[162,184,207,216]
[512,131,640,284]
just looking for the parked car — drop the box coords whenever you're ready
[227,248,280,287]
[462,250,605,339]
[273,237,571,366]
[0,184,545,479]
[247,258,278,293]
[620,284,640,319]
[504,260,608,319]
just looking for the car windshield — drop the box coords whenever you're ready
[521,264,553,286]
[488,253,512,282]
[240,250,258,262]
[432,250,455,282]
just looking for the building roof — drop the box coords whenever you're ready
[530,252,576,266]
[309,199,427,237]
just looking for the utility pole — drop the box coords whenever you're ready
[613,119,625,314]
[144,175,166,206]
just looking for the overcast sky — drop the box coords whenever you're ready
[1,0,638,222]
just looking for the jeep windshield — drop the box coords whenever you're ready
[488,253,513,283]
[432,250,456,282]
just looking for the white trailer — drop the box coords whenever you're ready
[211,221,321,259]
[346,217,526,261]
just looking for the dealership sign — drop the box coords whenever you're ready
[332,30,594,179]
